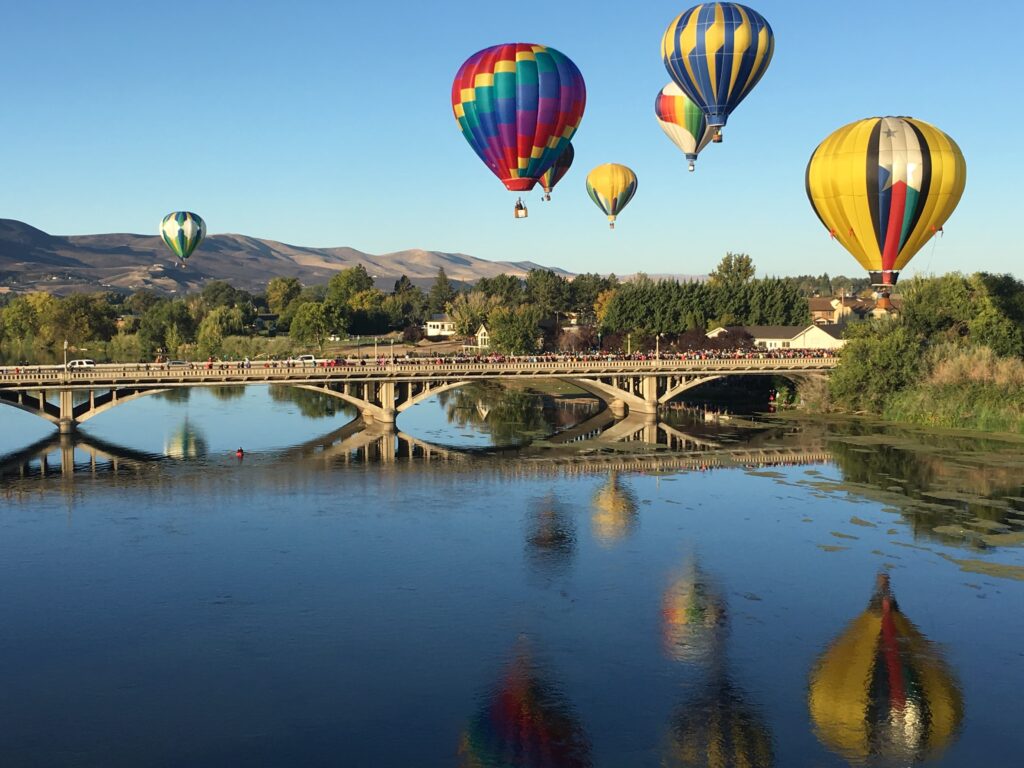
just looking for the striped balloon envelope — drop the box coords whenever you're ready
[661,3,774,140]
[655,83,715,171]
[540,142,574,201]
[159,211,206,263]
[809,574,963,764]
[806,117,966,289]
[585,164,637,229]
[451,43,586,198]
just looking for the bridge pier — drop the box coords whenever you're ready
[639,375,659,415]
[58,389,77,434]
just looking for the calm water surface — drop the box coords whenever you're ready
[1,385,1022,767]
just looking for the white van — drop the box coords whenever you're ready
[296,355,317,367]
[66,359,96,369]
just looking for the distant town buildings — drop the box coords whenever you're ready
[807,295,902,325]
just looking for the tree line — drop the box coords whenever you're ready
[1,253,818,361]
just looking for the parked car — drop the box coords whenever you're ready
[167,360,188,368]
[296,355,316,367]
[66,359,96,369]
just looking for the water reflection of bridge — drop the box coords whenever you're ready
[0,414,830,482]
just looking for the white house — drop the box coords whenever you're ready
[474,324,490,349]
[424,314,456,337]
[706,324,845,350]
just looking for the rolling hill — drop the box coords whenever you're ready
[0,219,571,295]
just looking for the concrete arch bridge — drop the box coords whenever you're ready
[0,356,837,434]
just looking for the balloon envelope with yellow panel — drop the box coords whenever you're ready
[806,116,966,289]
[661,3,774,141]
[585,164,637,229]
[451,43,586,218]
[809,574,963,764]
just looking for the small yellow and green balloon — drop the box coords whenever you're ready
[586,164,637,229]
[160,211,206,263]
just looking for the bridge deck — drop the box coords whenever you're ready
[0,356,838,391]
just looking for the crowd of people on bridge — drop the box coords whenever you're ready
[1,347,838,377]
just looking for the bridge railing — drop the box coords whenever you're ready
[0,354,839,385]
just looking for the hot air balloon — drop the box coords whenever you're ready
[806,116,966,297]
[661,3,774,142]
[159,211,206,264]
[809,573,963,764]
[540,143,574,201]
[452,43,586,219]
[655,83,714,171]
[585,164,637,229]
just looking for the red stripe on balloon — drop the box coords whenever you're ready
[882,182,908,272]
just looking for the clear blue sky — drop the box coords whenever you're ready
[2,0,1020,279]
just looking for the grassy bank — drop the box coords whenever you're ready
[882,347,1024,433]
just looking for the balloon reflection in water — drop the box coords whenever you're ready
[809,573,963,764]
[662,560,728,663]
[526,493,576,572]
[163,420,208,459]
[591,471,638,544]
[664,674,774,768]
[459,649,591,768]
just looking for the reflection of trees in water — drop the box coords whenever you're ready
[459,649,592,768]
[164,420,208,459]
[526,493,576,573]
[268,385,357,420]
[591,472,638,544]
[209,386,245,401]
[438,383,588,446]
[827,424,1024,546]
[662,560,728,663]
[153,388,191,403]
[809,573,963,765]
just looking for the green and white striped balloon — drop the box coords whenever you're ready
[160,211,206,262]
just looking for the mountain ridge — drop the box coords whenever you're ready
[0,219,572,295]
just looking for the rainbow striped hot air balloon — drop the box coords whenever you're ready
[809,574,964,764]
[655,83,715,172]
[159,211,206,264]
[586,164,637,229]
[662,3,774,142]
[540,143,574,201]
[452,43,586,218]
[806,116,967,292]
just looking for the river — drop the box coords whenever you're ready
[1,383,1022,767]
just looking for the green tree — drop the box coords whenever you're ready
[708,252,756,289]
[1,297,39,340]
[829,322,924,411]
[525,269,569,316]
[290,301,330,353]
[49,294,116,345]
[487,304,543,355]
[447,290,501,335]
[569,273,617,319]
[265,277,302,315]
[428,267,457,315]
[326,265,374,307]
[476,273,525,304]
